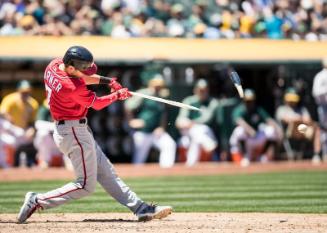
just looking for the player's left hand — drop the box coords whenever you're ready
[24,127,36,141]
[110,78,123,91]
[117,88,132,100]
[153,127,164,137]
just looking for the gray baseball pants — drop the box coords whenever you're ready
[36,119,144,213]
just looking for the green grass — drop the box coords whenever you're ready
[1,171,327,214]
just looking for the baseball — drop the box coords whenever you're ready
[297,124,308,133]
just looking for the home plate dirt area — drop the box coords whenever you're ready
[1,161,327,233]
[1,213,327,233]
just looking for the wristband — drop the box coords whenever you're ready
[99,76,113,84]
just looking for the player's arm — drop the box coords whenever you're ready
[232,106,256,136]
[261,106,283,138]
[0,96,14,123]
[72,65,123,89]
[71,85,131,111]
[92,89,131,110]
[266,117,284,139]
[175,98,191,121]
[235,118,256,137]
[193,98,219,124]
[78,73,108,85]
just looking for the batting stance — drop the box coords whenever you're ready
[18,46,172,223]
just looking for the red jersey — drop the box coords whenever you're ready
[44,58,118,121]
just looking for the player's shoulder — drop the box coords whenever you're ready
[47,58,62,69]
[45,58,68,78]
[276,104,287,112]
[233,103,246,113]
[182,95,198,104]
[314,69,327,79]
[208,96,219,105]
[1,92,19,103]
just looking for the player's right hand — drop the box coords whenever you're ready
[116,88,132,100]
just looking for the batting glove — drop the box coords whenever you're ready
[117,88,132,100]
[110,78,123,91]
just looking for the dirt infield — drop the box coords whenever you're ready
[1,161,327,181]
[1,161,327,233]
[1,213,327,233]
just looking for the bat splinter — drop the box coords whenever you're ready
[230,71,244,98]
[130,91,201,112]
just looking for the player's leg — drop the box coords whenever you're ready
[0,133,16,168]
[153,131,176,168]
[9,123,37,167]
[37,126,98,207]
[132,131,153,164]
[321,131,327,161]
[185,140,201,166]
[312,125,322,163]
[230,126,250,165]
[34,130,51,168]
[260,124,279,161]
[247,131,266,161]
[95,142,143,212]
[34,120,60,168]
[95,142,172,221]
[0,140,7,168]
[185,124,204,166]
[318,105,327,161]
[186,124,217,166]
[18,123,98,223]
[190,124,217,152]
[176,128,191,162]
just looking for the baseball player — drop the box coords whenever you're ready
[175,79,218,166]
[229,89,281,166]
[125,75,176,168]
[312,57,327,162]
[0,114,32,168]
[18,46,172,223]
[33,100,64,169]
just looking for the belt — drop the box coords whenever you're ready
[58,118,86,125]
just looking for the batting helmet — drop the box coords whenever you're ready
[63,46,93,71]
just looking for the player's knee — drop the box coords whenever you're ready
[84,180,97,194]
[167,138,176,148]
[76,178,97,196]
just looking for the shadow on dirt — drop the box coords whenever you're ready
[0,218,139,224]
[83,218,138,223]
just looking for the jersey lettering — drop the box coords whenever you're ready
[45,71,62,93]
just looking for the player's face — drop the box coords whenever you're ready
[73,60,93,72]
[195,87,209,101]
[245,100,255,110]
[66,65,77,76]
[20,91,30,102]
[66,61,93,76]
[78,62,93,71]
[287,101,298,108]
[152,84,163,93]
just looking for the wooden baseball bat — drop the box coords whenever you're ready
[130,91,201,111]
